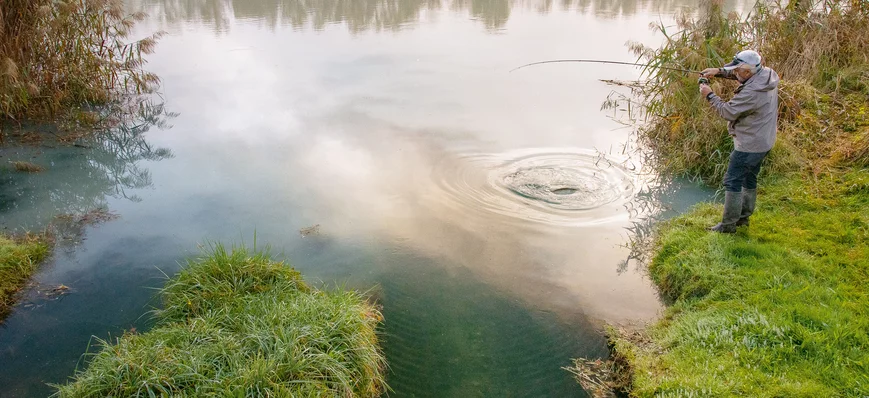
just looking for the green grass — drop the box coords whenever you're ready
[53,244,386,397]
[613,171,869,397]
[0,234,50,319]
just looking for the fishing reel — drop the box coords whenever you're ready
[698,76,710,85]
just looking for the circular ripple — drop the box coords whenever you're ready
[430,148,637,226]
[496,152,634,211]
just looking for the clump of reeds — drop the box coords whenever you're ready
[10,160,44,172]
[52,244,387,397]
[566,326,648,398]
[626,0,747,182]
[0,0,162,122]
[629,0,869,183]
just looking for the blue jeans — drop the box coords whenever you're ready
[724,150,769,192]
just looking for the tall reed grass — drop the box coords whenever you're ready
[52,244,387,397]
[629,0,869,183]
[0,0,162,123]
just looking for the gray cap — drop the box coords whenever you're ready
[722,50,762,72]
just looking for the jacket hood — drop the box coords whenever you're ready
[747,67,779,92]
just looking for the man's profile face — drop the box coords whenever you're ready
[734,67,754,83]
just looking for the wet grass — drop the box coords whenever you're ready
[52,244,387,397]
[0,234,50,320]
[607,171,869,397]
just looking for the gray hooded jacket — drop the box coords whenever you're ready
[707,67,780,153]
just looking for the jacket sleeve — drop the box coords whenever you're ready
[717,68,738,81]
[706,89,756,122]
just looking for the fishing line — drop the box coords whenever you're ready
[510,59,700,74]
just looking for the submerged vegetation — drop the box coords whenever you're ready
[0,234,49,320]
[571,0,869,396]
[9,160,44,172]
[53,244,387,397]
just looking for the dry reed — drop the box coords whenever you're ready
[627,0,869,182]
[0,0,162,124]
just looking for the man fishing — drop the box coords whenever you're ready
[699,50,780,234]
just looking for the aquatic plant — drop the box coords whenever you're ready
[0,0,162,124]
[629,0,869,183]
[0,234,49,320]
[9,160,44,172]
[52,244,387,397]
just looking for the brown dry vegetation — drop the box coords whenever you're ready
[0,0,162,128]
[9,160,44,172]
[628,0,869,183]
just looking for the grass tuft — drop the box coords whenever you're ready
[52,243,387,397]
[0,234,50,320]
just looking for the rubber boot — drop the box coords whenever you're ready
[735,188,757,227]
[708,191,742,234]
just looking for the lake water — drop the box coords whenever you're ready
[0,0,721,396]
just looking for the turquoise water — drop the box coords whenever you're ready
[0,0,720,396]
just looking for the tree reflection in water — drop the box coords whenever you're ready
[132,0,746,32]
[0,99,175,232]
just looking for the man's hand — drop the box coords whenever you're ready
[700,68,719,78]
[700,84,713,98]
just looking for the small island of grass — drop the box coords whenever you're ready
[53,244,386,397]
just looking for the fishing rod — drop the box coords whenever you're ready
[510,59,701,74]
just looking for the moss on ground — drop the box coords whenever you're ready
[0,234,49,319]
[53,244,386,397]
[613,171,869,397]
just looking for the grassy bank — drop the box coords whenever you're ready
[53,244,386,397]
[568,0,869,396]
[610,172,869,396]
[0,234,49,319]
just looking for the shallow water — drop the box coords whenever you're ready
[0,0,724,396]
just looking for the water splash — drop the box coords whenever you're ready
[431,148,637,227]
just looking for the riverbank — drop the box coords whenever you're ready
[608,170,869,396]
[53,244,386,397]
[579,0,869,395]
[0,235,49,320]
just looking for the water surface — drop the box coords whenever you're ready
[0,0,718,396]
